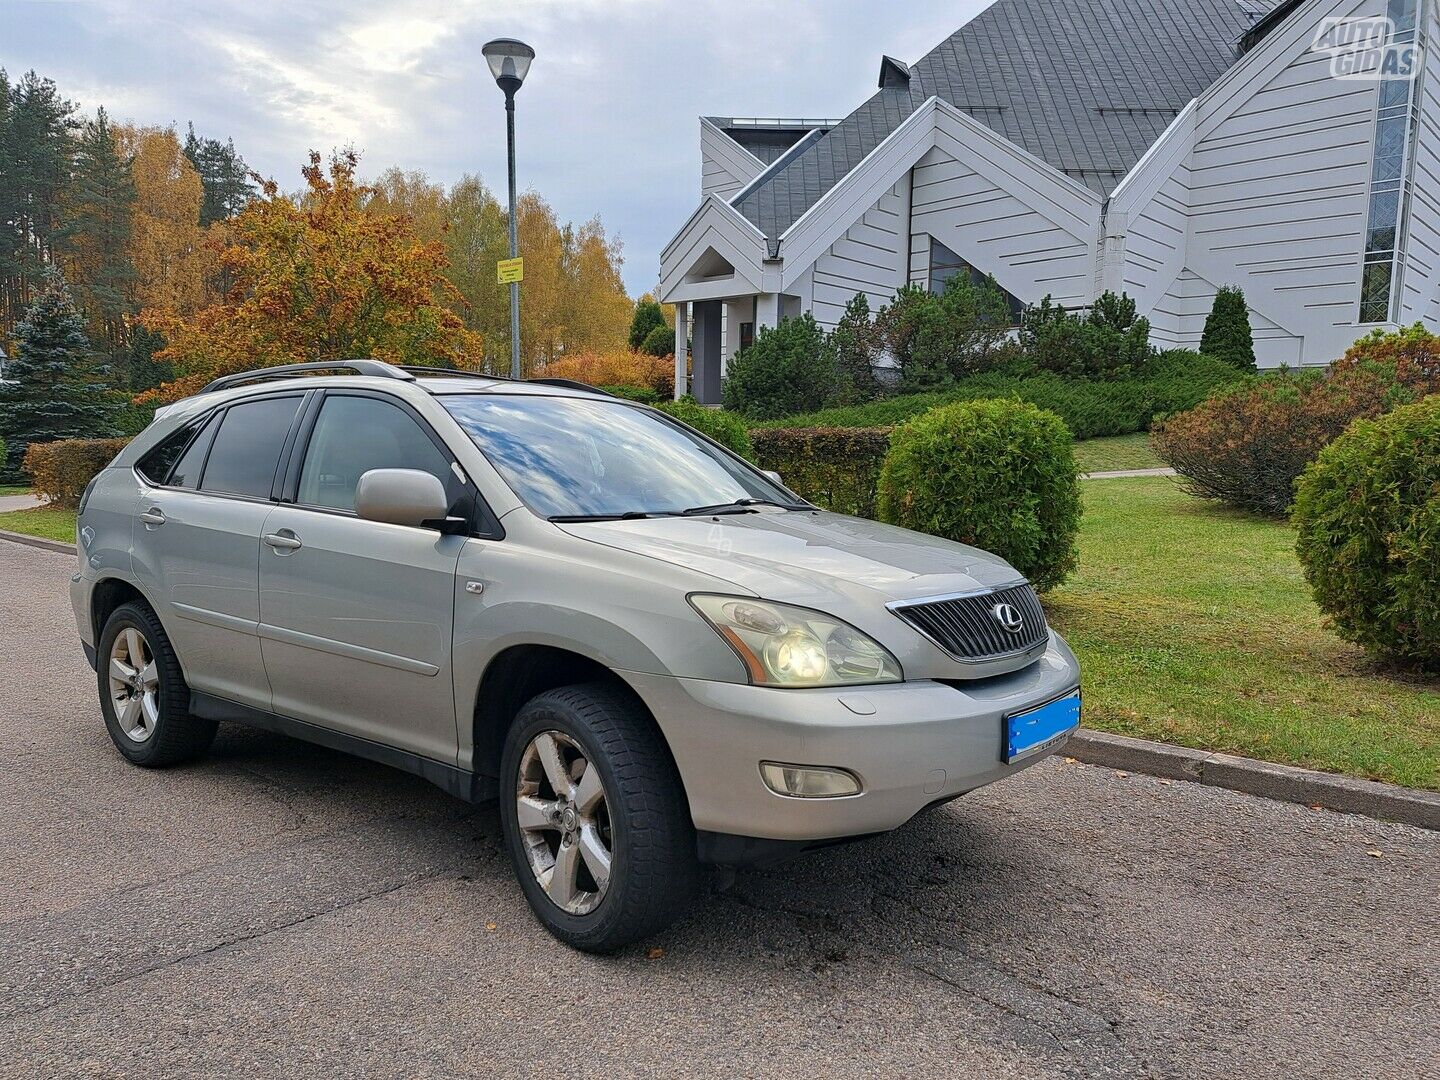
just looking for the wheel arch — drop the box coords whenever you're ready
[470,644,691,810]
[90,576,159,644]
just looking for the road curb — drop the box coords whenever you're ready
[1068,729,1440,831]
[0,527,76,555]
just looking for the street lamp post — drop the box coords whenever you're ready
[482,37,535,380]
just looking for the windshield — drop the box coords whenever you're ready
[441,394,803,520]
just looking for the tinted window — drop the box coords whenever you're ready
[200,396,302,499]
[298,395,457,513]
[136,416,208,485]
[441,394,798,519]
[167,414,218,489]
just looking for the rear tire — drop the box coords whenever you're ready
[97,602,216,767]
[499,682,699,953]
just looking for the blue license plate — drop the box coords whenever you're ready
[1005,690,1081,764]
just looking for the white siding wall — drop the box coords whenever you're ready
[700,121,762,201]
[809,181,908,330]
[907,145,1095,308]
[1398,2,1440,326]
[1182,0,1384,365]
[1118,167,1192,330]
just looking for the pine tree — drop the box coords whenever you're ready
[828,292,882,400]
[61,107,137,354]
[1201,285,1257,371]
[0,70,78,335]
[0,269,121,479]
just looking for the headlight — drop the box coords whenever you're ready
[688,595,902,687]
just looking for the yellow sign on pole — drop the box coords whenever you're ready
[497,257,524,284]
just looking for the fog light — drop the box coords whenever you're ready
[759,762,862,799]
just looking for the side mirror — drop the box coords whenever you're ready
[763,470,784,486]
[354,469,450,529]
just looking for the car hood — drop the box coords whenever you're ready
[557,509,1024,611]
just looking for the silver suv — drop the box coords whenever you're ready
[70,360,1081,952]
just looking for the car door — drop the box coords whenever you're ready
[257,390,472,763]
[130,393,307,711]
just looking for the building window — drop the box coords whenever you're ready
[927,237,1024,325]
[1358,0,1424,323]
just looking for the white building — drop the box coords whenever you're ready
[659,0,1438,402]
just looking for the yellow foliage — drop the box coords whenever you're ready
[114,125,212,317]
[537,350,674,396]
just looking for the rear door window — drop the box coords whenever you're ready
[136,415,208,485]
[199,396,303,500]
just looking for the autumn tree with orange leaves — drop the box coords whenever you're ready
[141,150,483,400]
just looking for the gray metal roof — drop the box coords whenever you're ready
[732,0,1291,238]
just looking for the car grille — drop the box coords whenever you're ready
[891,583,1049,662]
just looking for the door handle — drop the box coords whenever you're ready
[139,507,166,527]
[263,531,303,551]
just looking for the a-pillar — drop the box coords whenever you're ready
[690,299,723,405]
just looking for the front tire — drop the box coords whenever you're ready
[97,602,216,767]
[499,682,699,953]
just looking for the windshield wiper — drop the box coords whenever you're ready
[681,498,796,516]
[548,511,677,523]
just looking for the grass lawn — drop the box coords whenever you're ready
[0,484,33,497]
[1073,433,1164,474]
[1047,477,1440,790]
[0,506,76,544]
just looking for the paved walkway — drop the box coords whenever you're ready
[1,538,1435,1077]
[0,492,43,512]
[1081,466,1177,479]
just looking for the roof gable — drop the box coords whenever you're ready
[733,0,1290,238]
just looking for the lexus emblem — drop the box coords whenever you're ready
[992,602,1025,634]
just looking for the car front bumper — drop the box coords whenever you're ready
[626,631,1080,845]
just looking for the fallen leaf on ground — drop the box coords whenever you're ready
[485,921,498,931]
[646,947,666,960]
[1366,851,1384,859]
[1116,771,1130,778]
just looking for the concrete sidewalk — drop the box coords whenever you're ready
[0,492,44,512]
[1081,466,1177,479]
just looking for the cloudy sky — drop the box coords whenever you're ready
[1,0,989,295]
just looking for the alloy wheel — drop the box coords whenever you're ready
[515,730,613,915]
[108,627,160,743]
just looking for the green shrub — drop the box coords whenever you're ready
[22,437,132,508]
[640,323,675,358]
[629,299,667,351]
[656,398,754,460]
[1019,291,1153,379]
[751,350,1239,438]
[1331,323,1440,397]
[603,384,663,404]
[751,427,892,517]
[876,399,1081,591]
[722,313,840,420]
[827,294,883,401]
[1201,285,1257,371]
[1293,396,1440,669]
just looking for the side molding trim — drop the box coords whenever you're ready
[189,691,498,803]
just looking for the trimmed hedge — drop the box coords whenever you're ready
[23,437,132,508]
[876,399,1081,592]
[751,350,1239,438]
[1293,395,1440,669]
[751,427,892,517]
[656,398,755,461]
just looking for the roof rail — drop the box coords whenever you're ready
[200,360,416,395]
[392,365,495,380]
[526,378,615,397]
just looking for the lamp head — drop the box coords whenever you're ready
[482,38,534,97]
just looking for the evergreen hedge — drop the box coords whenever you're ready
[876,399,1081,591]
[1293,396,1440,670]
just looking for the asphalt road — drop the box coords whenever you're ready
[1,539,1436,1079]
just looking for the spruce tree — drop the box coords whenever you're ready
[0,269,121,480]
[628,298,666,351]
[1201,285,1257,371]
[183,122,256,226]
[61,107,136,354]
